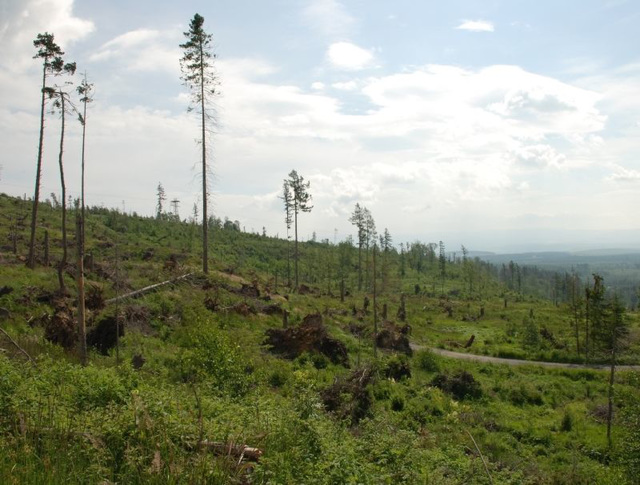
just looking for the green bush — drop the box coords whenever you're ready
[173,321,250,397]
[71,364,136,411]
[499,380,544,406]
[560,411,573,432]
[0,356,20,419]
[415,349,440,373]
[431,371,482,400]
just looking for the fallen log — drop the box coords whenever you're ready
[0,327,37,366]
[105,273,194,305]
[186,440,263,463]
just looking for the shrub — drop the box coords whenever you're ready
[560,411,573,432]
[70,364,135,411]
[384,355,411,380]
[0,356,20,419]
[390,394,405,412]
[415,349,440,373]
[174,322,249,397]
[431,371,482,400]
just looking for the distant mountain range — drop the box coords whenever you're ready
[471,249,640,268]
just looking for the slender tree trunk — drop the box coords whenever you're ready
[80,77,88,226]
[372,244,378,359]
[76,211,87,365]
[78,75,88,365]
[28,67,48,268]
[572,281,581,355]
[44,230,50,266]
[607,349,616,448]
[199,42,208,274]
[115,245,120,364]
[357,243,362,291]
[294,203,299,289]
[57,95,68,295]
[585,293,590,364]
[287,239,291,287]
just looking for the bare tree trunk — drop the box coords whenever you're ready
[607,349,616,448]
[585,293,590,364]
[199,43,209,274]
[115,244,120,364]
[372,244,377,359]
[28,67,47,269]
[357,243,362,291]
[44,230,49,266]
[294,205,299,290]
[76,211,87,365]
[57,94,68,295]
[286,235,291,288]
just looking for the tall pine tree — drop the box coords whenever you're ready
[180,14,219,273]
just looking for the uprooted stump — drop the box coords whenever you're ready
[259,303,283,316]
[232,301,257,316]
[321,366,374,425]
[296,284,316,295]
[376,321,413,355]
[263,313,349,366]
[238,283,260,298]
[43,299,77,349]
[87,315,124,355]
[384,357,411,380]
[85,284,105,311]
[431,370,482,400]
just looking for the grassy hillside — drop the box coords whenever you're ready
[1,192,639,484]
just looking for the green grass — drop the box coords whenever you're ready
[1,192,639,483]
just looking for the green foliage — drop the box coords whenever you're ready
[173,321,249,397]
[0,356,20,418]
[521,315,540,349]
[618,372,640,483]
[561,410,574,432]
[1,193,640,483]
[70,364,136,411]
[431,370,483,400]
[414,349,441,372]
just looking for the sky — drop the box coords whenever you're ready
[1,0,640,253]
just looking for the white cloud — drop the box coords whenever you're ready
[606,166,640,183]
[511,144,567,169]
[327,42,375,71]
[0,0,94,70]
[311,81,325,90]
[332,80,358,91]
[90,29,160,61]
[90,28,181,73]
[456,20,495,33]
[302,0,356,38]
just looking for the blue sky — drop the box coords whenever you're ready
[1,0,640,252]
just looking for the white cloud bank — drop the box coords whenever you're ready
[456,20,495,32]
[326,42,375,70]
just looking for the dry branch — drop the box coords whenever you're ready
[0,327,37,366]
[105,272,194,305]
[186,440,263,462]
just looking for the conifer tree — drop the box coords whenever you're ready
[28,33,76,268]
[438,240,446,293]
[49,81,77,294]
[280,181,294,287]
[349,203,366,291]
[156,182,166,219]
[284,170,312,290]
[180,13,219,273]
[76,73,92,365]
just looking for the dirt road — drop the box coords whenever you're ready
[411,344,640,371]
